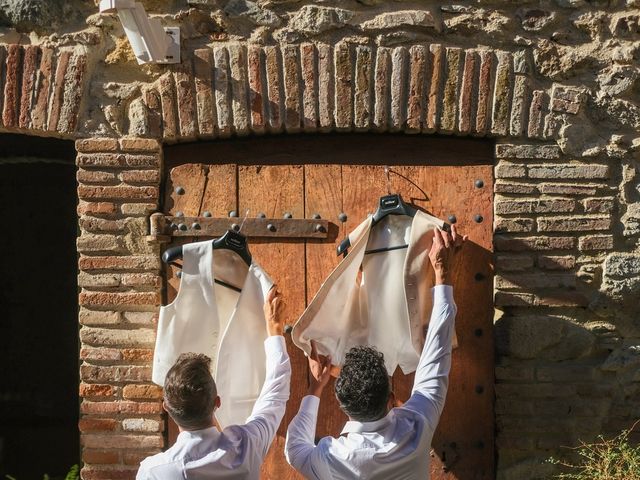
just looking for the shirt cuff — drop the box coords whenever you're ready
[300,395,321,414]
[264,335,286,354]
[432,284,454,305]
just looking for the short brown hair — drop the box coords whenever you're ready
[163,353,217,430]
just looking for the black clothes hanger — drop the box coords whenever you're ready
[162,229,252,267]
[336,193,417,256]
[162,211,253,292]
[337,167,418,257]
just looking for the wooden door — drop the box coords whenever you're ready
[162,134,494,479]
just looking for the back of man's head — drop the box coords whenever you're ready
[163,353,217,430]
[335,346,390,422]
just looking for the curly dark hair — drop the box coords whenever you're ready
[335,345,390,422]
[164,353,217,430]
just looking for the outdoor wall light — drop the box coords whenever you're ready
[99,0,180,64]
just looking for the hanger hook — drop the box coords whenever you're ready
[384,166,392,195]
[238,209,250,233]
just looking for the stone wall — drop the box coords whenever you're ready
[0,0,639,479]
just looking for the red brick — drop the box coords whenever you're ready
[264,45,283,132]
[2,44,21,127]
[579,235,614,251]
[495,254,534,272]
[31,46,53,130]
[334,42,352,130]
[76,138,119,153]
[120,273,162,288]
[77,153,159,168]
[77,201,118,216]
[495,217,534,233]
[77,169,118,184]
[495,198,575,215]
[48,50,71,131]
[175,61,197,139]
[193,48,215,137]
[475,49,492,135]
[283,44,301,132]
[79,291,161,308]
[539,183,599,195]
[123,384,163,400]
[79,383,117,399]
[80,309,122,326]
[78,185,158,201]
[59,53,87,133]
[143,87,162,138]
[300,43,318,131]
[527,90,546,138]
[82,449,121,464]
[83,434,163,449]
[491,51,512,136]
[537,255,575,270]
[537,215,611,232]
[81,466,137,480]
[79,418,118,432]
[124,451,161,465]
[528,164,609,180]
[228,44,249,135]
[119,170,160,185]
[118,138,160,152]
[79,216,124,233]
[494,235,575,251]
[582,197,615,213]
[458,50,475,135]
[426,44,443,132]
[80,365,152,382]
[159,72,178,140]
[354,45,373,130]
[406,45,426,132]
[78,255,160,271]
[121,348,154,362]
[80,347,122,361]
[247,45,265,133]
[19,45,39,129]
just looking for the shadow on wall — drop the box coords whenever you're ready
[492,237,640,480]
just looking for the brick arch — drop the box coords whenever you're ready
[136,42,580,143]
[0,44,88,138]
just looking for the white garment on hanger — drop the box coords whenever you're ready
[152,240,273,428]
[293,211,456,375]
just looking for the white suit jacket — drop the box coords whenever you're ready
[152,240,274,427]
[293,212,457,374]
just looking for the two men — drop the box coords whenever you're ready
[138,226,463,479]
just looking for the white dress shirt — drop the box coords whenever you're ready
[285,285,456,480]
[138,336,291,480]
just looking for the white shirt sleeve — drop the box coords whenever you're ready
[284,394,322,479]
[239,335,292,458]
[401,285,457,429]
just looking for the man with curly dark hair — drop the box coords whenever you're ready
[285,225,464,479]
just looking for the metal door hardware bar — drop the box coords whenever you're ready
[149,213,329,240]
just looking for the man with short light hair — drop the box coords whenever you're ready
[137,288,290,479]
[285,226,464,479]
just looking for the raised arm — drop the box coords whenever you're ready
[241,288,292,458]
[402,226,465,428]
[285,341,331,478]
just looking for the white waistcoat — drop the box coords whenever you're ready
[292,212,457,375]
[152,240,273,428]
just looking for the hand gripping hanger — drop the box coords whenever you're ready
[336,167,417,257]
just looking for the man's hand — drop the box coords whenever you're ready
[307,340,332,398]
[428,224,466,285]
[264,287,284,336]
